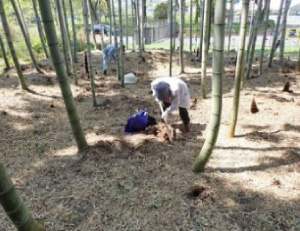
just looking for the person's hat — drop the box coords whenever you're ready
[154,82,171,101]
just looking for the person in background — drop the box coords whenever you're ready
[151,77,191,133]
[102,44,125,75]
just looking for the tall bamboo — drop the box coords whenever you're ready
[118,0,124,86]
[258,0,270,75]
[296,46,300,72]
[136,0,142,56]
[189,0,193,54]
[140,0,145,51]
[198,0,204,61]
[87,0,98,50]
[131,0,135,51]
[245,1,256,64]
[0,0,28,90]
[54,0,72,75]
[107,0,112,43]
[31,0,49,59]
[179,0,185,73]
[201,0,211,98]
[227,0,234,53]
[0,33,10,69]
[126,0,129,49]
[82,0,98,106]
[228,0,250,138]
[279,0,292,68]
[61,0,77,84]
[244,0,263,81]
[268,0,284,67]
[0,160,45,231]
[38,0,88,151]
[192,0,226,172]
[97,0,105,48]
[111,0,121,79]
[11,0,42,73]
[68,0,78,63]
[169,0,173,77]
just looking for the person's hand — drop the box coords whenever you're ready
[154,97,159,102]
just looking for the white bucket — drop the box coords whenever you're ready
[124,73,137,84]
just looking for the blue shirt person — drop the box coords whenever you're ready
[102,44,117,75]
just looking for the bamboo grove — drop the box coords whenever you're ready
[0,0,299,229]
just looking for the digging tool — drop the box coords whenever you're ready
[158,101,173,142]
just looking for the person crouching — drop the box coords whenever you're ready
[151,77,191,133]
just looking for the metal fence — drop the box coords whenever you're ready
[143,22,179,44]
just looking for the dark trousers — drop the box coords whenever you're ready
[163,102,190,125]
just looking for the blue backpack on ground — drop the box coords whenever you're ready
[124,109,149,134]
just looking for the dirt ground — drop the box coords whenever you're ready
[0,49,300,231]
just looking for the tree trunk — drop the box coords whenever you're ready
[38,0,88,151]
[136,0,142,56]
[179,0,185,73]
[140,0,145,51]
[0,33,10,69]
[87,0,98,50]
[107,0,112,44]
[268,0,284,67]
[189,0,193,54]
[68,0,78,63]
[245,1,256,64]
[296,46,300,72]
[54,0,72,75]
[131,0,136,51]
[126,0,129,49]
[82,0,98,106]
[244,0,263,81]
[201,0,211,98]
[111,0,121,79]
[118,0,124,86]
[61,0,77,84]
[169,0,173,77]
[192,0,226,172]
[279,0,292,68]
[227,0,234,53]
[0,0,29,90]
[258,0,270,75]
[31,0,49,59]
[198,0,204,61]
[228,0,250,138]
[11,0,42,73]
[0,160,45,231]
[96,0,105,48]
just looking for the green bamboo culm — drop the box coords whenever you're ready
[0,0,29,90]
[111,0,121,79]
[54,0,72,75]
[279,0,292,69]
[81,0,98,106]
[227,0,234,53]
[267,0,284,68]
[169,0,173,77]
[31,0,49,59]
[131,0,135,51]
[259,0,271,75]
[118,0,125,87]
[192,0,226,172]
[201,0,211,98]
[136,0,142,57]
[228,0,250,138]
[0,160,45,231]
[244,0,263,81]
[198,0,205,61]
[87,0,97,50]
[296,47,300,72]
[189,0,193,54]
[68,0,78,63]
[0,33,10,69]
[38,0,88,151]
[179,0,185,73]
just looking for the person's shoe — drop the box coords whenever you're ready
[184,124,190,133]
[103,70,107,76]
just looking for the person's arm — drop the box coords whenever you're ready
[108,48,117,61]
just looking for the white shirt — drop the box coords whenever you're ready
[151,77,191,111]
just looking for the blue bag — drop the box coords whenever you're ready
[124,109,149,134]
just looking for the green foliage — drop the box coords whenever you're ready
[154,2,168,20]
